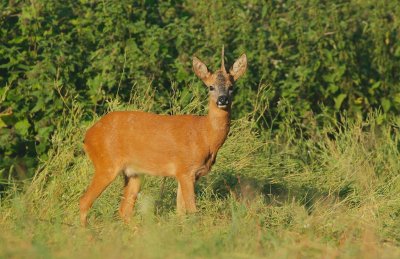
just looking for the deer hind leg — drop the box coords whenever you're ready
[177,174,197,214]
[119,174,141,222]
[79,168,119,227]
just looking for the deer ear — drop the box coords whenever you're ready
[193,56,210,81]
[229,54,247,81]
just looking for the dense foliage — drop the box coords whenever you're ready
[1,1,400,187]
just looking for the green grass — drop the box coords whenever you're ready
[1,98,400,258]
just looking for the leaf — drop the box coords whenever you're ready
[327,84,339,94]
[0,118,6,128]
[31,98,45,113]
[381,98,391,112]
[368,81,381,95]
[395,46,400,57]
[394,94,400,104]
[354,97,363,105]
[371,81,381,90]
[14,119,30,137]
[335,65,346,79]
[334,94,347,110]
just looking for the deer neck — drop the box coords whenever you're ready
[207,99,231,152]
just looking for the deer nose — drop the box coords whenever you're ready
[217,96,229,106]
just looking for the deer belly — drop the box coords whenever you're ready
[124,161,177,177]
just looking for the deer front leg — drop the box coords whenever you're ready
[176,182,185,215]
[176,174,196,214]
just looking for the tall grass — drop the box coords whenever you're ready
[1,87,400,258]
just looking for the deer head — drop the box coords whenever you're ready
[193,46,247,110]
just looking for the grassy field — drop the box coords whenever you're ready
[1,93,400,258]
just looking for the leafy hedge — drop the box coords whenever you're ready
[1,0,400,185]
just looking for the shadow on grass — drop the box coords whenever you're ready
[186,170,356,216]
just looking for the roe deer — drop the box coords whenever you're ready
[80,47,247,226]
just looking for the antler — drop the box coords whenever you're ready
[221,45,226,73]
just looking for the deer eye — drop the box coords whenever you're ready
[209,86,215,91]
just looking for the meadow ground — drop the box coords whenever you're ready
[1,101,400,258]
